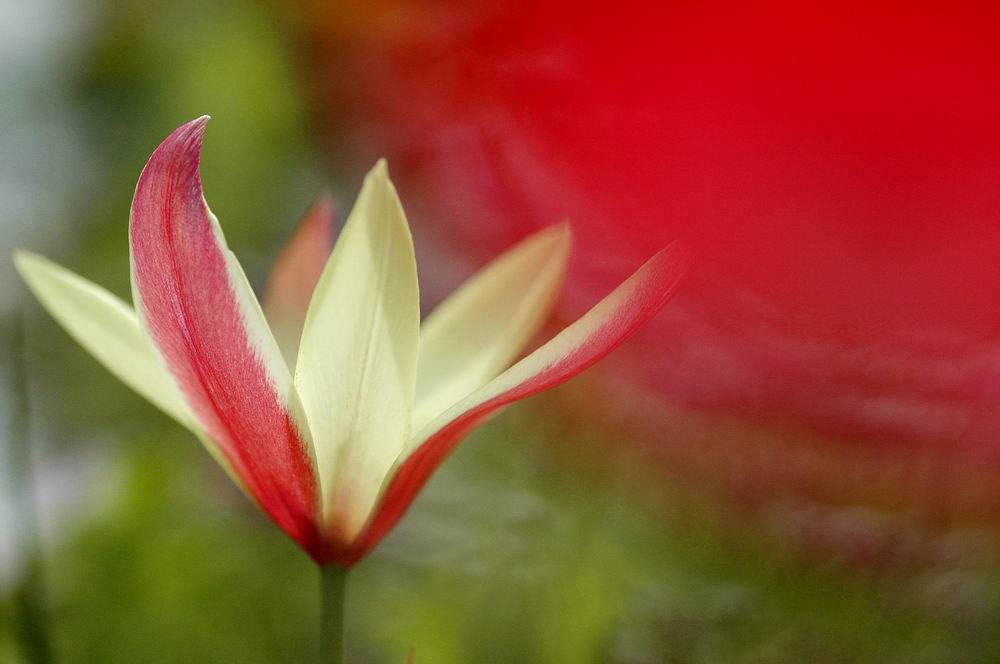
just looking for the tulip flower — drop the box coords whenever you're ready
[14,117,692,569]
[16,117,691,661]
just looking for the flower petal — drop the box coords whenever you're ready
[347,241,694,563]
[263,194,336,367]
[295,160,420,545]
[13,251,193,428]
[129,117,322,558]
[412,222,571,432]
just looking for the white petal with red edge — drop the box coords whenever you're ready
[411,241,693,453]
[129,117,323,557]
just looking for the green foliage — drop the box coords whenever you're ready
[49,439,316,664]
[6,409,998,663]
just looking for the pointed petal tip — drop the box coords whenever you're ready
[552,220,573,250]
[12,248,34,270]
[151,116,213,165]
[12,250,54,282]
[179,115,211,138]
[544,222,572,269]
[170,115,210,146]
[132,118,215,223]
[12,250,38,286]
[656,238,699,271]
[366,159,392,186]
[529,221,573,257]
[312,190,337,221]
[353,158,411,240]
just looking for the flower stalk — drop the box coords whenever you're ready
[319,566,347,664]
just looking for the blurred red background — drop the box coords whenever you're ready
[291,1,1000,499]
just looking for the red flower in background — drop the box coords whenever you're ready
[298,1,1000,455]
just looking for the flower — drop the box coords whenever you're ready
[14,117,693,566]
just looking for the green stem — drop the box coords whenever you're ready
[319,565,347,664]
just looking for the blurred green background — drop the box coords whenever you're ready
[3,1,1000,662]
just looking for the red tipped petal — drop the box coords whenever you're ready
[345,241,695,564]
[264,194,337,366]
[129,118,323,559]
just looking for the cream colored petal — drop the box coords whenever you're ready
[295,160,420,543]
[14,250,194,427]
[14,253,258,499]
[412,223,571,432]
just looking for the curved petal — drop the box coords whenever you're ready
[129,117,322,559]
[263,194,336,367]
[295,160,420,546]
[412,222,571,432]
[14,251,193,428]
[345,241,695,564]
